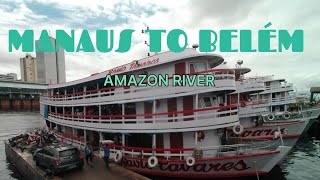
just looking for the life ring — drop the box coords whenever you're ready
[114,151,123,163]
[240,102,246,108]
[232,125,243,135]
[186,157,195,167]
[148,156,158,168]
[267,113,275,121]
[282,112,290,120]
[194,131,205,142]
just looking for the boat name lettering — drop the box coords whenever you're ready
[108,65,126,74]
[130,58,159,70]
[121,158,250,172]
[240,128,285,137]
[108,58,159,75]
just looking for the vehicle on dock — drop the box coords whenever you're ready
[33,143,84,175]
[40,48,292,178]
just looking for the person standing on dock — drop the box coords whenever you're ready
[103,144,110,168]
[84,143,93,166]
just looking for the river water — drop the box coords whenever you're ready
[0,112,319,180]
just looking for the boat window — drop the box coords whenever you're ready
[196,63,207,72]
[190,64,196,74]
[203,97,212,107]
[189,62,207,73]
[198,98,202,108]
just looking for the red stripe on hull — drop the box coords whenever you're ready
[126,168,268,178]
[240,134,301,141]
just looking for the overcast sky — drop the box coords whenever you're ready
[0,0,319,91]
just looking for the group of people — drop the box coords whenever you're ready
[84,143,110,168]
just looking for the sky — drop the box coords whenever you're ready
[0,0,319,91]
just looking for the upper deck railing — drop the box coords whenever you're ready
[107,138,277,160]
[264,83,293,92]
[233,79,265,94]
[40,69,236,106]
[46,104,239,133]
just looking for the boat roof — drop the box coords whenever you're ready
[233,67,251,75]
[48,49,224,89]
[260,75,286,82]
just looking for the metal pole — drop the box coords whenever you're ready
[122,134,125,146]
[195,94,198,121]
[153,100,156,123]
[195,131,198,146]
[152,134,156,148]
[122,103,125,124]
[99,105,102,123]
[84,130,87,145]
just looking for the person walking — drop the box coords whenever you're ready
[103,144,110,168]
[84,143,93,166]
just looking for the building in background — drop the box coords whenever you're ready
[36,37,66,84]
[20,54,38,82]
[0,73,17,81]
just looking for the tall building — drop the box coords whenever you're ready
[0,73,17,81]
[36,37,66,84]
[20,54,38,82]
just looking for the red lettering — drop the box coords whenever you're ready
[241,130,252,137]
[168,164,179,171]
[264,129,272,135]
[159,162,168,171]
[233,160,251,171]
[252,130,264,136]
[221,162,234,171]
[121,159,250,172]
[193,163,206,172]
[208,163,222,171]
[178,163,191,171]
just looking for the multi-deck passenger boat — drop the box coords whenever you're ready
[40,49,291,178]
[224,64,320,149]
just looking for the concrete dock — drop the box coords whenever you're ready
[5,141,150,180]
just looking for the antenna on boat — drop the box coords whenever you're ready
[236,60,243,68]
[142,26,154,56]
[192,44,199,50]
[141,26,158,56]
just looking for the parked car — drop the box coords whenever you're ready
[33,143,84,175]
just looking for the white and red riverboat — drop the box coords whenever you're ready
[223,63,320,149]
[40,48,291,178]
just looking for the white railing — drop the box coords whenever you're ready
[108,138,275,160]
[49,128,85,149]
[265,96,296,104]
[265,83,293,91]
[41,70,235,104]
[234,80,265,93]
[239,106,269,117]
[48,105,238,125]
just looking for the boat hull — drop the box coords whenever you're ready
[237,119,310,148]
[115,146,291,178]
[235,108,320,148]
